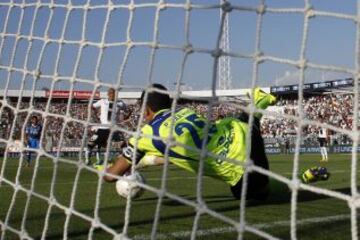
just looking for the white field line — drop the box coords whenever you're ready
[132,213,353,240]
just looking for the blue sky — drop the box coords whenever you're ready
[0,0,357,91]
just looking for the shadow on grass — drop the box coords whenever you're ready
[25,181,353,240]
[158,180,352,207]
[248,180,352,207]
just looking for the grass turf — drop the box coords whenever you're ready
[0,153,358,239]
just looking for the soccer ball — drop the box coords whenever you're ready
[7,140,24,153]
[115,171,146,199]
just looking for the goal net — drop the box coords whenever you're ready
[0,0,359,239]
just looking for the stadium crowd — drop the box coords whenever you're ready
[0,93,354,151]
[261,94,353,146]
[0,99,139,150]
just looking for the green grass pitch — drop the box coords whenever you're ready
[0,153,358,239]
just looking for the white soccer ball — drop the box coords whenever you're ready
[7,140,24,153]
[115,171,146,199]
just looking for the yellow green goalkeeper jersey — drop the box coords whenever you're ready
[128,108,249,186]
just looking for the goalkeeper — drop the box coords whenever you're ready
[104,83,276,200]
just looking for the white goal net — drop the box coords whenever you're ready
[0,0,359,239]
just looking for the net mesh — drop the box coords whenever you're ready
[0,0,359,239]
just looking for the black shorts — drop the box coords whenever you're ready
[88,129,110,148]
[230,114,269,200]
[88,129,125,149]
[112,131,125,142]
[318,138,326,147]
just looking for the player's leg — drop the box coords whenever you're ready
[240,87,277,130]
[243,87,277,126]
[320,147,325,161]
[231,88,274,200]
[25,139,32,167]
[95,145,102,165]
[322,144,328,161]
[85,146,93,165]
[319,146,324,161]
[26,139,39,167]
[319,139,326,162]
[33,139,40,164]
[252,87,277,119]
[86,133,98,165]
[93,129,110,167]
[230,123,269,200]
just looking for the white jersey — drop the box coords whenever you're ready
[318,127,327,138]
[93,99,126,129]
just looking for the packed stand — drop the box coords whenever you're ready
[0,93,355,152]
[261,93,354,146]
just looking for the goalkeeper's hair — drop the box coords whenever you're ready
[140,83,171,112]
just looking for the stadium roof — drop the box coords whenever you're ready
[0,88,270,100]
[270,78,354,95]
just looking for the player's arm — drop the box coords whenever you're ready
[92,99,101,109]
[103,141,165,182]
[92,100,101,114]
[121,105,131,120]
[103,155,131,182]
[104,122,165,182]
[103,143,145,182]
[136,155,165,169]
[103,154,165,182]
[91,100,101,120]
[117,100,126,110]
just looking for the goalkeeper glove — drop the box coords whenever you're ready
[301,166,330,184]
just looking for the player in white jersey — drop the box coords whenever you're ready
[85,88,126,166]
[317,124,328,162]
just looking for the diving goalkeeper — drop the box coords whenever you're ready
[104,83,275,200]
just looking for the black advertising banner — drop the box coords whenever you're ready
[270,78,353,94]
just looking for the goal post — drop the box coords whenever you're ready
[0,1,359,240]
